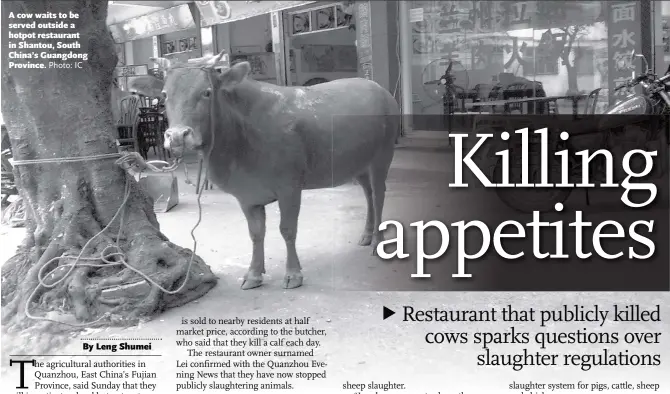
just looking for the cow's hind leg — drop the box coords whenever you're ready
[355,171,374,246]
[241,204,266,290]
[369,148,394,255]
[278,189,303,289]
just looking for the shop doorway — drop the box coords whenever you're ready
[281,2,358,86]
[215,14,278,84]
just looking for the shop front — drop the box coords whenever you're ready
[159,3,205,64]
[279,0,397,90]
[401,1,654,126]
[195,1,396,91]
[657,1,670,74]
[281,2,360,86]
[108,3,199,89]
[197,1,321,86]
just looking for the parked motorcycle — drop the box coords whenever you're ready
[489,51,669,213]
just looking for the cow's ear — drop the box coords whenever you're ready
[207,50,228,67]
[219,61,250,90]
[150,57,171,71]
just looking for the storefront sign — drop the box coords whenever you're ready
[114,65,149,78]
[197,1,316,27]
[409,8,424,23]
[606,1,643,104]
[355,1,373,81]
[196,1,231,28]
[532,2,602,31]
[109,5,196,43]
[270,11,287,85]
[664,17,669,55]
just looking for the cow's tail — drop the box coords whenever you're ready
[382,91,402,145]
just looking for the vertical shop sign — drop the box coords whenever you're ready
[606,1,642,104]
[355,0,373,81]
[270,11,286,86]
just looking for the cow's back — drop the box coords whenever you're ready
[304,78,398,116]
[288,78,398,187]
[214,77,398,193]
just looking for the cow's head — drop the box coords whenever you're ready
[150,52,251,157]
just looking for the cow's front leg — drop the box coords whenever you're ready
[278,190,303,289]
[241,204,266,290]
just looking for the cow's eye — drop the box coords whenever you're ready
[161,91,167,100]
[203,89,211,98]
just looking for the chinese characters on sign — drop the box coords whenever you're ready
[411,1,535,59]
[606,1,642,103]
[195,1,231,28]
[198,1,314,28]
[355,1,373,81]
[114,65,149,78]
[113,64,149,91]
[108,4,196,43]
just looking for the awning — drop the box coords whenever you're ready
[109,3,196,43]
[107,1,317,43]
[196,1,316,28]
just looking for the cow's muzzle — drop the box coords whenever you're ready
[164,126,195,157]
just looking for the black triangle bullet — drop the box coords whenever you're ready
[383,306,395,320]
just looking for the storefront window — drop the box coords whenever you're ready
[408,1,645,116]
[662,2,670,62]
[160,28,202,64]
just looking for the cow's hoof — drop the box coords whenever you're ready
[371,234,384,256]
[283,272,303,289]
[358,232,373,246]
[241,274,263,290]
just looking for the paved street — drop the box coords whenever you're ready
[1,139,668,393]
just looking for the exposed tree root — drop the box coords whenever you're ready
[0,0,218,341]
[1,197,25,227]
[1,184,218,332]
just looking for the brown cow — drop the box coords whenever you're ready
[151,52,399,289]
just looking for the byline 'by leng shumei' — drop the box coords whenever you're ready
[82,341,152,352]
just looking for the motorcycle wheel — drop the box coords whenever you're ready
[492,158,572,214]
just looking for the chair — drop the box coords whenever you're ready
[470,84,492,112]
[584,88,602,115]
[137,111,170,161]
[137,94,162,110]
[116,95,141,154]
[503,82,530,114]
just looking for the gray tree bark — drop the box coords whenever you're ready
[1,0,217,330]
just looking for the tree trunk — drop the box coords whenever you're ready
[562,28,580,94]
[1,0,217,331]
[565,63,579,93]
